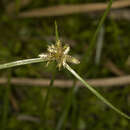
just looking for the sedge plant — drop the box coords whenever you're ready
[0,22,130,120]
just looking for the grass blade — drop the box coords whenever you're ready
[55,21,59,42]
[41,70,56,129]
[0,58,45,70]
[65,63,130,120]
[1,72,11,130]
[81,0,113,70]
[56,81,76,130]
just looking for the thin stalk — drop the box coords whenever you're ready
[81,0,113,69]
[40,66,56,129]
[41,72,55,125]
[89,0,113,52]
[56,81,76,130]
[71,86,79,130]
[65,63,130,120]
[55,21,59,41]
[1,72,11,130]
[0,58,45,70]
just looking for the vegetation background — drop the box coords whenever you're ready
[0,0,130,130]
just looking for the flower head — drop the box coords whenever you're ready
[38,40,80,70]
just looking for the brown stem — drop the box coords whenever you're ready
[18,0,130,17]
[0,76,130,87]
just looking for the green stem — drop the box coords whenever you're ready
[56,81,76,130]
[72,86,79,130]
[55,20,59,41]
[65,64,130,120]
[81,0,113,70]
[0,58,45,70]
[41,72,55,129]
[1,72,11,130]
[89,0,113,51]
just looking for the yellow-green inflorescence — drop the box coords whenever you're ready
[38,40,80,70]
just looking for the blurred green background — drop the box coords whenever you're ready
[0,0,130,130]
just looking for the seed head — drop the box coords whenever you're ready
[39,40,80,70]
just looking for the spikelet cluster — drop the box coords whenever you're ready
[39,40,80,70]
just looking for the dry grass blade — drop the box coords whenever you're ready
[10,93,19,112]
[109,9,130,20]
[17,114,40,123]
[18,0,130,17]
[104,59,126,76]
[0,76,130,87]
[6,0,32,13]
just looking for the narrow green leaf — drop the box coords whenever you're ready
[1,72,11,130]
[55,20,59,42]
[0,58,45,70]
[41,70,55,129]
[56,82,76,130]
[65,64,130,120]
[81,0,113,71]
